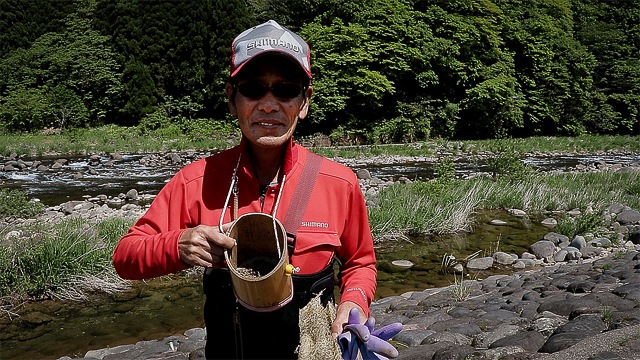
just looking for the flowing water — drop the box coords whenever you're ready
[2,152,639,206]
[0,151,637,359]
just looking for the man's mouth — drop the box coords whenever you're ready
[254,121,283,128]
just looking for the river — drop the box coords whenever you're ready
[0,151,638,359]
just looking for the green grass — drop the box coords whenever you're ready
[0,124,239,156]
[0,217,132,299]
[0,188,45,218]
[2,126,638,157]
[459,134,640,154]
[555,213,604,239]
[368,171,640,240]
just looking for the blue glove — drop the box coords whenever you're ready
[337,308,402,360]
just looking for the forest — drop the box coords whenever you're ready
[0,0,638,142]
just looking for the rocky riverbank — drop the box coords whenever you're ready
[2,150,639,359]
[48,202,640,360]
[57,238,640,360]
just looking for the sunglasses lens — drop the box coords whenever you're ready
[237,82,303,100]
[271,83,303,99]
[237,82,268,99]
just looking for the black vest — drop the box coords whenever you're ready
[203,261,335,359]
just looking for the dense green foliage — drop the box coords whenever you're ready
[0,188,44,218]
[1,0,638,141]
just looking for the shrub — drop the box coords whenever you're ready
[0,188,44,218]
[556,213,603,238]
[485,147,534,180]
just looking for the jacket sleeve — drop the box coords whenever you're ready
[112,171,192,280]
[336,180,377,315]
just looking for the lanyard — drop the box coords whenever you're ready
[219,152,287,257]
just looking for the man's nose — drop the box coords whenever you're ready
[257,92,279,113]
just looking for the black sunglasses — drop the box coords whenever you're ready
[236,81,305,100]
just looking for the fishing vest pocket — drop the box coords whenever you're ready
[291,230,340,274]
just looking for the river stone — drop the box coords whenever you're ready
[513,261,526,269]
[554,249,568,262]
[541,217,558,228]
[422,331,472,346]
[544,232,570,245]
[568,208,582,216]
[85,344,137,359]
[490,219,508,226]
[494,251,516,265]
[467,256,494,270]
[406,310,453,329]
[356,169,372,180]
[540,332,587,353]
[391,259,414,268]
[617,209,640,224]
[567,248,583,261]
[473,324,520,349]
[393,329,435,346]
[611,203,631,214]
[554,314,607,335]
[61,200,86,215]
[508,208,527,217]
[432,343,476,360]
[584,292,638,312]
[566,280,595,293]
[447,323,483,336]
[531,311,568,336]
[125,188,139,200]
[612,282,640,301]
[571,235,588,249]
[590,237,612,247]
[21,311,54,325]
[537,297,601,317]
[489,330,546,352]
[166,153,182,164]
[628,230,640,244]
[530,240,556,259]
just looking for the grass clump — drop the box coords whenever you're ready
[555,213,604,239]
[369,171,640,241]
[0,188,45,218]
[0,217,132,299]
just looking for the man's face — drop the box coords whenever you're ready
[226,56,312,151]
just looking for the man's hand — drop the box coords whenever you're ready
[336,307,402,360]
[331,301,366,337]
[178,224,235,268]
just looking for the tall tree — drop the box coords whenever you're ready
[498,0,596,136]
[94,0,254,124]
[0,0,76,56]
[0,0,121,130]
[574,0,640,134]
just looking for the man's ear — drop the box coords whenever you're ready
[225,82,237,116]
[298,86,313,120]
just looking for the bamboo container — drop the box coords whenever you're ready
[225,213,293,312]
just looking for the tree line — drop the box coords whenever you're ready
[0,0,638,142]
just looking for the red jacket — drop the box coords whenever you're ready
[112,140,377,313]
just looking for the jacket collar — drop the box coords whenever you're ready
[238,137,299,179]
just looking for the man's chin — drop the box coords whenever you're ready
[250,136,289,149]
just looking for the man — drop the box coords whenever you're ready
[112,20,377,359]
